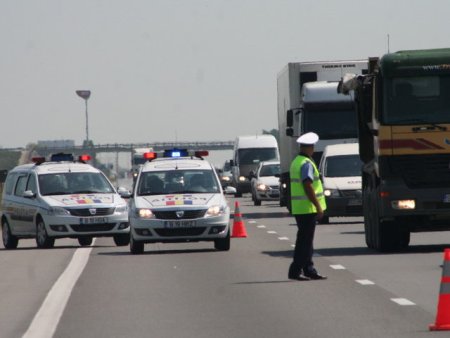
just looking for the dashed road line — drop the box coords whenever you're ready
[356,279,375,285]
[391,298,416,306]
[267,231,277,234]
[256,225,266,228]
[278,237,289,241]
[330,264,346,270]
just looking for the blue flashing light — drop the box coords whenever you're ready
[163,149,188,158]
[50,153,74,162]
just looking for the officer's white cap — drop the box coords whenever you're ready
[296,132,319,145]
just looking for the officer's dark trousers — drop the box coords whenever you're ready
[289,213,317,276]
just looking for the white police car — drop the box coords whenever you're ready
[1,153,130,249]
[129,149,231,254]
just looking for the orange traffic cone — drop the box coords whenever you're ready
[430,248,450,331]
[231,201,247,238]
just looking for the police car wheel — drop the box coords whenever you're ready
[36,219,55,249]
[214,230,230,251]
[78,236,93,246]
[113,234,130,246]
[130,235,144,254]
[2,220,18,249]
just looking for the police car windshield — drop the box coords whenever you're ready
[39,173,115,196]
[137,170,220,196]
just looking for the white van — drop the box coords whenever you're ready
[318,143,362,223]
[230,135,279,197]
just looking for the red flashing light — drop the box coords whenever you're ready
[380,191,390,198]
[143,152,157,160]
[32,157,46,164]
[78,154,92,162]
[195,150,209,158]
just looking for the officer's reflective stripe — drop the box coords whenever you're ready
[291,193,324,200]
[290,176,320,183]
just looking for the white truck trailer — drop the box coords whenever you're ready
[277,60,368,207]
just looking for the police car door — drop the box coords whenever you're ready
[12,173,38,235]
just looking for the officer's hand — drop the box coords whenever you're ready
[316,209,324,221]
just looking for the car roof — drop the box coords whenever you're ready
[141,157,214,172]
[323,143,359,157]
[10,162,100,175]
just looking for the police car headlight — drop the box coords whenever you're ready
[239,176,246,182]
[324,189,340,197]
[115,205,128,214]
[256,183,267,191]
[47,207,70,216]
[206,205,224,217]
[137,208,154,218]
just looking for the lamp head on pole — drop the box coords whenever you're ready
[76,90,91,100]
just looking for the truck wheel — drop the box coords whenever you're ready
[376,220,408,252]
[363,188,374,249]
[36,219,55,249]
[113,234,130,246]
[78,236,93,246]
[214,230,230,251]
[2,219,18,249]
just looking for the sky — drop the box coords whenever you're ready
[1,0,450,149]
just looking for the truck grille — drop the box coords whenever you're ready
[153,210,206,220]
[389,155,450,188]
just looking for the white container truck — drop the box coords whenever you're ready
[277,60,368,207]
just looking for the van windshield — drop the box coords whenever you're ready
[324,155,362,177]
[237,148,279,165]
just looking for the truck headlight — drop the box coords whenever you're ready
[391,200,415,210]
[239,176,246,182]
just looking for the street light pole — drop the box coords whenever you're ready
[76,90,91,146]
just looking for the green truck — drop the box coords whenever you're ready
[339,48,450,251]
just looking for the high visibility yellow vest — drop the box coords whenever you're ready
[290,155,326,215]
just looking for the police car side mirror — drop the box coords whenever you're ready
[117,187,132,199]
[23,190,36,199]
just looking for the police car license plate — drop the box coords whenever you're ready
[164,220,196,228]
[79,217,108,225]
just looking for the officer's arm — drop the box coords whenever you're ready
[303,180,324,217]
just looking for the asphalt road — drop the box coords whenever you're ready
[1,195,449,338]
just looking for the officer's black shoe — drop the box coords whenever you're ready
[288,274,310,281]
[304,272,327,280]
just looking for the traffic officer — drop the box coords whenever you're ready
[288,132,327,281]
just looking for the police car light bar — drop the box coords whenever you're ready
[163,149,189,158]
[50,153,74,162]
[78,154,92,163]
[143,152,157,161]
[194,150,209,158]
[32,157,46,165]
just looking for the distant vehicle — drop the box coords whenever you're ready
[277,60,368,208]
[219,160,232,188]
[1,153,131,249]
[128,148,231,254]
[318,143,362,224]
[230,135,279,197]
[250,161,281,206]
[131,147,153,181]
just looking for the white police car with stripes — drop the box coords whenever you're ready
[1,153,130,249]
[129,149,231,254]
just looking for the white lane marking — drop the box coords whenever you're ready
[291,244,295,248]
[391,298,416,306]
[248,220,256,224]
[330,264,346,270]
[313,252,322,257]
[267,231,277,234]
[278,237,289,241]
[356,279,375,285]
[256,225,266,229]
[23,241,95,338]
